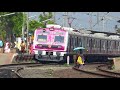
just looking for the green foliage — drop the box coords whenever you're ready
[29,12,55,33]
[38,12,54,28]
[0,12,55,41]
[11,12,23,37]
[0,12,23,41]
[29,20,40,33]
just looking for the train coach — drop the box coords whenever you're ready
[32,24,120,63]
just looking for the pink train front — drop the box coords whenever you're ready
[33,26,68,62]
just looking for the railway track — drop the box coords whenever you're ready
[1,61,120,78]
[73,63,120,78]
[0,62,61,78]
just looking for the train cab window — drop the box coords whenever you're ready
[54,36,64,43]
[37,35,47,42]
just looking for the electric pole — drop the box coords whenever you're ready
[22,12,25,40]
[53,12,55,23]
[102,17,105,32]
[89,12,93,30]
[97,12,99,31]
[63,12,68,27]
[26,12,29,54]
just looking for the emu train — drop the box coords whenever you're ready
[33,24,120,63]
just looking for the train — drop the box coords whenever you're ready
[32,24,120,63]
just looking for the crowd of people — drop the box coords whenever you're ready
[0,39,33,54]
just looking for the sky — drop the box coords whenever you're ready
[29,12,120,33]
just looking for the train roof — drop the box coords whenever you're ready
[88,30,120,36]
[44,24,120,40]
[65,28,120,40]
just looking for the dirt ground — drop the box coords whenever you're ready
[18,64,108,78]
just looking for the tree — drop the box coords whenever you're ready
[38,12,54,28]
[29,20,40,34]
[0,12,23,42]
[29,12,55,34]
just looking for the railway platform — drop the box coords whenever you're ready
[0,53,17,65]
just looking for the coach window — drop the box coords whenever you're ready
[103,41,106,50]
[89,39,91,48]
[86,37,89,47]
[73,37,76,48]
[101,40,104,49]
[93,39,95,48]
[95,39,98,48]
[115,41,117,49]
[79,38,82,47]
[71,37,73,46]
[82,37,85,47]
[75,37,77,47]
[110,41,112,50]
[84,37,87,48]
[105,41,107,50]
[77,37,79,46]
[108,41,110,49]
[116,41,117,50]
[97,40,99,48]
[118,42,120,51]
[68,36,70,48]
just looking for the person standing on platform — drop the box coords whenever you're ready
[20,40,26,55]
[4,40,10,53]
